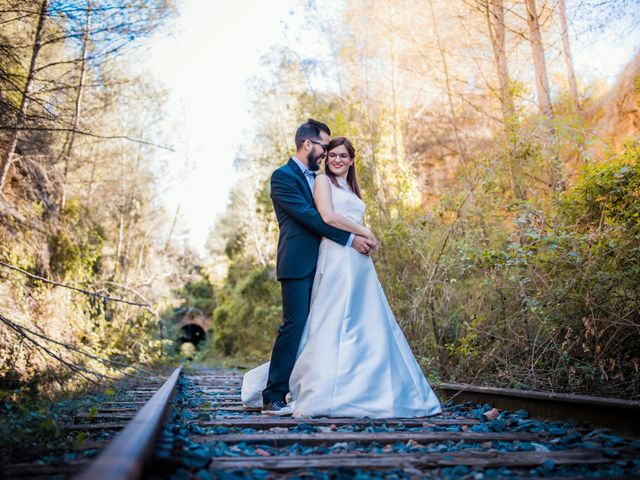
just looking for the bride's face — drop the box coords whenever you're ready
[326,145,352,177]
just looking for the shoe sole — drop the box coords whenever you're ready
[261,409,293,416]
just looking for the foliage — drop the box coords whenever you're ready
[160,270,216,358]
[172,274,216,315]
[564,141,640,228]
[0,373,168,466]
[48,201,105,282]
[205,26,639,397]
[0,0,184,400]
[432,139,640,396]
[212,260,281,361]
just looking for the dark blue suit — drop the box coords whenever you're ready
[263,158,351,404]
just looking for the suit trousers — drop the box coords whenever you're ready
[262,269,315,404]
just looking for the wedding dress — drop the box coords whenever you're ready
[242,176,442,418]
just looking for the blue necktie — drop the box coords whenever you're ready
[303,170,315,191]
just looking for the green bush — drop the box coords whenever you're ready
[48,201,105,282]
[434,139,640,396]
[564,140,640,229]
[211,262,281,361]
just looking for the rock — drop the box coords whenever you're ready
[292,423,317,433]
[470,423,490,433]
[331,442,349,450]
[483,407,500,421]
[531,442,550,452]
[488,419,506,432]
[336,425,355,432]
[254,448,270,457]
[268,427,288,434]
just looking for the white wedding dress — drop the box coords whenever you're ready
[242,176,442,418]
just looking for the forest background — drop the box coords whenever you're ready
[205,0,640,399]
[0,0,639,410]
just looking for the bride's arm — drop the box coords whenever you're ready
[313,174,374,240]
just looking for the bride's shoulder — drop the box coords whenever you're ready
[315,173,329,183]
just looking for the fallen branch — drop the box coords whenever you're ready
[1,312,114,384]
[0,261,151,308]
[0,260,167,357]
[0,311,156,382]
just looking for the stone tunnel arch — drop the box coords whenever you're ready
[176,308,210,347]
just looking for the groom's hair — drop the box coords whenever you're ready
[295,119,331,149]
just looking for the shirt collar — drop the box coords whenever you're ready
[292,156,309,174]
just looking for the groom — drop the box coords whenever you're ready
[262,119,376,416]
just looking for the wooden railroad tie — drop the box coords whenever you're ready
[192,431,547,445]
[199,417,480,428]
[206,449,631,471]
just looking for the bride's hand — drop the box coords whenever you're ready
[363,228,378,250]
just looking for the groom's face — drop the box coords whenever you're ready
[307,132,330,172]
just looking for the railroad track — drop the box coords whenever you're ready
[2,367,639,479]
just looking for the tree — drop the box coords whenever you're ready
[524,0,553,120]
[0,0,187,399]
[0,0,175,200]
[485,0,514,125]
[428,0,468,165]
[58,1,92,210]
[557,0,580,111]
[0,0,49,196]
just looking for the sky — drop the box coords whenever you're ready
[144,0,306,255]
[143,0,639,257]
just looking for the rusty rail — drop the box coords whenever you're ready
[438,382,640,436]
[74,367,182,480]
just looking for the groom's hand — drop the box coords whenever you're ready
[352,235,377,256]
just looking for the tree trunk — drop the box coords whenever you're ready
[0,0,49,197]
[557,0,580,111]
[59,1,92,211]
[524,0,564,193]
[486,0,514,124]
[85,156,97,204]
[428,0,467,165]
[388,4,401,164]
[484,0,526,200]
[524,0,553,119]
[121,153,142,282]
[163,205,180,255]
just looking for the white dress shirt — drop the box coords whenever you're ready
[292,156,315,192]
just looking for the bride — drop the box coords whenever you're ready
[242,137,441,418]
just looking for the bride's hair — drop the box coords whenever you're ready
[325,137,362,199]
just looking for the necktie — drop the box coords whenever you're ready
[303,169,315,192]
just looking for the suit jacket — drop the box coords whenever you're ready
[270,158,351,280]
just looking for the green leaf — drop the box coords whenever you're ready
[74,431,88,449]
[87,406,98,419]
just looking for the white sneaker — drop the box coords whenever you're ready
[261,401,293,416]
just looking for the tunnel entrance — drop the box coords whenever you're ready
[174,307,210,350]
[179,323,206,346]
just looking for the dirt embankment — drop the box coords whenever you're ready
[586,51,640,156]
